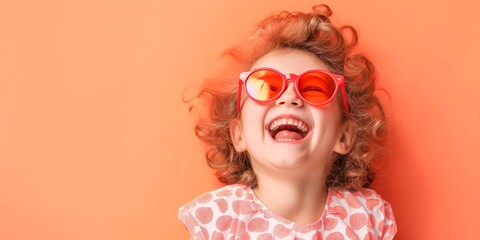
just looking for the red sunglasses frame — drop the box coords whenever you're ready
[237,67,349,115]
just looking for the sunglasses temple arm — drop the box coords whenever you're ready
[236,81,243,116]
[341,84,350,113]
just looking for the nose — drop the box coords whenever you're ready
[275,81,303,107]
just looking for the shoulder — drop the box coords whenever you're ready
[327,188,397,239]
[178,184,250,216]
[178,184,251,239]
[329,188,390,212]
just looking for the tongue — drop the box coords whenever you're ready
[274,130,303,141]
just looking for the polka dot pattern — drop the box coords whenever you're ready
[274,224,290,238]
[212,231,224,240]
[195,207,213,224]
[214,198,228,213]
[366,199,380,210]
[257,233,274,240]
[349,213,367,230]
[197,193,213,204]
[216,215,232,231]
[326,232,344,240]
[233,200,253,215]
[324,217,338,230]
[179,184,397,240]
[247,218,269,232]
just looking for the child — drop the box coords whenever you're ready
[179,4,397,240]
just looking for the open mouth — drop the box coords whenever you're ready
[268,117,309,142]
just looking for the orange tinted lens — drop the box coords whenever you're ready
[245,69,283,101]
[298,72,336,103]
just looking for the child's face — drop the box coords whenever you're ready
[230,48,352,179]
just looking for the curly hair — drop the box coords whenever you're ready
[190,4,388,191]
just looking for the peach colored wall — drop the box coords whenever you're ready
[1,0,479,239]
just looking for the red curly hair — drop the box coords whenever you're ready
[190,4,388,191]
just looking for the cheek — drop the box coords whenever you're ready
[311,108,343,143]
[241,99,268,121]
[240,101,268,139]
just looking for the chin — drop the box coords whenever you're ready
[267,154,310,169]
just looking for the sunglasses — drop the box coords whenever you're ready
[237,67,349,114]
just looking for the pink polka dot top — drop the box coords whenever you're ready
[178,184,397,240]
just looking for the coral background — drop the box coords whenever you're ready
[1,0,479,239]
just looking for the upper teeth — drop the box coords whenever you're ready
[269,118,308,133]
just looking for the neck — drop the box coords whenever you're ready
[252,173,329,224]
